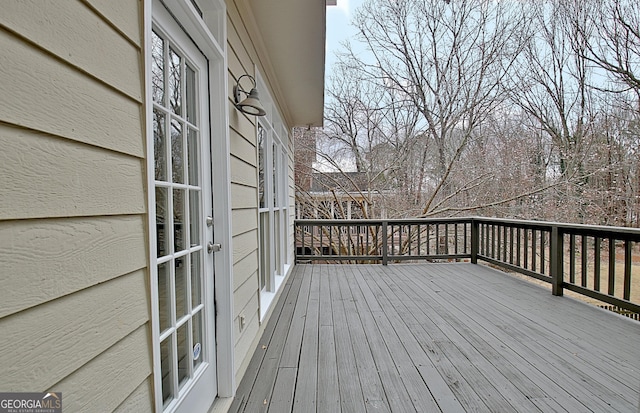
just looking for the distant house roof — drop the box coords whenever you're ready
[311,172,369,193]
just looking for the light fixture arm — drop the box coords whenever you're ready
[233,74,267,117]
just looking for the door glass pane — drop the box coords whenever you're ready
[169,47,182,115]
[160,337,173,406]
[192,310,203,370]
[174,189,186,252]
[175,256,188,320]
[171,120,184,184]
[191,251,202,307]
[151,31,165,105]
[177,323,189,388]
[186,64,196,125]
[158,262,171,333]
[154,110,167,181]
[189,190,200,247]
[156,187,168,257]
[187,127,199,186]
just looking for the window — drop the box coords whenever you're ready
[256,79,290,317]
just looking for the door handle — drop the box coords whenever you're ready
[207,242,222,253]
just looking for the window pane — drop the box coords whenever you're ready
[191,251,202,307]
[192,310,203,370]
[274,210,281,273]
[156,187,168,257]
[258,125,265,208]
[177,323,189,388]
[189,190,200,247]
[185,64,196,125]
[187,127,199,186]
[273,143,278,207]
[154,110,167,181]
[158,262,171,333]
[174,189,186,252]
[171,120,184,184]
[160,338,173,406]
[151,31,165,105]
[259,212,269,290]
[169,47,182,115]
[175,256,188,320]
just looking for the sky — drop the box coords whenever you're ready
[325,0,365,78]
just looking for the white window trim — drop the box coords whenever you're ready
[144,0,236,408]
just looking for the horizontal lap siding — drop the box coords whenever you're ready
[0,1,150,412]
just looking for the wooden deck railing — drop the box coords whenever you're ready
[295,217,640,316]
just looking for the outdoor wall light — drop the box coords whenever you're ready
[233,74,266,116]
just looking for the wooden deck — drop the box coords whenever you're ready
[229,263,640,413]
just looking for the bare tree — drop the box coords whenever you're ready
[296,0,640,228]
[581,0,640,95]
[345,0,528,216]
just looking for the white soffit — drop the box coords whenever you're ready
[247,0,327,127]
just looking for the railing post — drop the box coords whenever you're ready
[471,219,479,264]
[551,225,564,296]
[382,221,388,266]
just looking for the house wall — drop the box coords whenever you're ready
[0,1,153,412]
[226,0,296,385]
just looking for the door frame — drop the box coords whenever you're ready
[144,0,235,409]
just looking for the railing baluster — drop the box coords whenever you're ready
[569,234,576,284]
[496,225,501,261]
[454,223,459,255]
[503,225,508,262]
[531,230,537,272]
[624,240,632,301]
[491,224,496,258]
[581,235,588,287]
[443,224,448,255]
[464,222,468,254]
[523,229,528,269]
[608,238,615,296]
[382,221,388,266]
[516,227,521,266]
[594,237,601,292]
[540,231,546,275]
[509,226,514,264]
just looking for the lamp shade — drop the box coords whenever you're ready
[237,87,267,116]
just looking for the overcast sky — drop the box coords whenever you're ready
[325,0,365,77]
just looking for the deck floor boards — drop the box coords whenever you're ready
[232,263,640,413]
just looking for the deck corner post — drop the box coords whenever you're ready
[382,221,389,265]
[551,225,564,296]
[471,219,479,264]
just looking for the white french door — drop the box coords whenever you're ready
[150,2,216,412]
